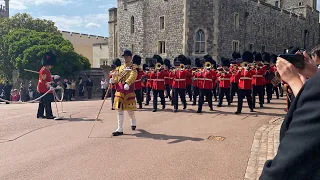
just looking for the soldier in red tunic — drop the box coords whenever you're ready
[230,52,242,103]
[37,52,58,119]
[132,55,143,109]
[185,58,193,102]
[172,55,188,113]
[235,51,255,114]
[163,59,172,100]
[217,58,231,107]
[252,53,267,108]
[145,62,154,106]
[192,58,202,106]
[151,55,166,112]
[109,58,122,110]
[141,64,148,104]
[197,59,215,113]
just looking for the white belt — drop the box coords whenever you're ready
[203,78,213,81]
[164,77,171,79]
[240,77,252,80]
[219,78,230,80]
[174,79,186,81]
[153,79,165,81]
[253,75,263,77]
[135,79,141,82]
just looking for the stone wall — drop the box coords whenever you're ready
[108,8,118,63]
[93,43,109,67]
[217,0,319,59]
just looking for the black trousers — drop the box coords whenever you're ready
[110,88,116,107]
[186,84,192,100]
[87,87,92,99]
[237,89,253,112]
[252,85,264,107]
[279,83,284,97]
[230,83,238,102]
[165,84,171,99]
[37,93,53,117]
[135,89,143,106]
[273,86,280,99]
[153,90,165,110]
[173,88,187,110]
[218,87,230,105]
[198,89,213,111]
[212,85,218,100]
[101,89,106,100]
[265,83,273,101]
[145,87,152,105]
[192,86,200,105]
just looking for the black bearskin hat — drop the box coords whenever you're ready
[262,52,271,63]
[195,58,201,68]
[143,64,148,71]
[164,59,171,67]
[42,52,56,66]
[177,55,188,65]
[204,55,217,69]
[113,58,122,67]
[132,55,142,65]
[232,51,241,60]
[153,54,163,64]
[242,51,254,63]
[173,57,180,66]
[254,53,263,62]
[221,58,230,67]
[186,58,191,66]
[270,54,277,64]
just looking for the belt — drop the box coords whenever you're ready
[219,78,230,80]
[174,79,186,81]
[153,79,165,81]
[135,79,141,82]
[203,78,213,81]
[240,77,252,80]
[253,75,263,77]
[164,77,171,79]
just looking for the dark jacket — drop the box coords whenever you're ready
[260,72,320,180]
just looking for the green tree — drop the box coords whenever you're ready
[0,13,90,81]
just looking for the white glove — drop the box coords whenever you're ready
[53,75,60,80]
[49,86,55,91]
[109,78,114,84]
[124,83,130,90]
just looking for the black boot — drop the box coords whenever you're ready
[139,104,142,109]
[235,111,241,114]
[152,109,157,112]
[196,110,202,113]
[112,131,123,136]
[131,126,136,130]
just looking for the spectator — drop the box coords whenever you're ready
[28,81,35,101]
[310,45,320,66]
[3,81,12,104]
[85,76,93,99]
[66,80,72,101]
[78,77,85,97]
[71,79,76,100]
[11,89,20,102]
[260,49,319,180]
[20,82,27,102]
[101,78,107,100]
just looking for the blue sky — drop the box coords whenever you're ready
[4,0,117,37]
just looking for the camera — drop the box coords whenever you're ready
[278,54,305,69]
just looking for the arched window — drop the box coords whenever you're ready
[131,16,135,34]
[195,29,205,53]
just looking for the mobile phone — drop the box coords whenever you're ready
[278,54,305,69]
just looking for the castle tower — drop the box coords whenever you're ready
[108,7,118,63]
[4,0,9,17]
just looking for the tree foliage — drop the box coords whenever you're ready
[0,13,91,81]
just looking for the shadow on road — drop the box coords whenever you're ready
[128,129,204,144]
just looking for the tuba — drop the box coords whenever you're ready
[180,64,185,70]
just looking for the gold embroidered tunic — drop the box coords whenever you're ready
[113,62,138,110]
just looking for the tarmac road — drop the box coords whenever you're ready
[0,97,286,180]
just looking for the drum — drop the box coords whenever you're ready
[271,75,281,87]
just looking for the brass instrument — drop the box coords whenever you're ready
[204,62,212,69]
[155,62,162,70]
[180,64,185,70]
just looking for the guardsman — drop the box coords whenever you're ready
[151,55,166,112]
[141,64,148,104]
[185,58,193,102]
[230,61,241,103]
[217,58,231,107]
[132,55,143,109]
[109,58,122,110]
[192,58,202,106]
[172,55,188,113]
[37,52,58,119]
[145,62,154,106]
[163,59,172,100]
[252,53,267,108]
[197,59,215,113]
[235,51,255,114]
[264,55,275,103]
[270,54,280,99]
[109,49,138,136]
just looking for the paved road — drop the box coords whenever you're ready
[0,97,286,180]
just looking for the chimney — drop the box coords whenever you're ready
[4,0,9,17]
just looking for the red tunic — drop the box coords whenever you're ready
[218,72,231,88]
[151,70,166,90]
[252,67,266,86]
[163,70,171,85]
[264,65,276,84]
[192,70,199,87]
[198,70,214,89]
[109,71,116,89]
[210,69,218,88]
[37,66,52,93]
[185,69,192,85]
[172,70,187,89]
[238,69,254,90]
[230,71,241,84]
[146,72,153,88]
[134,70,144,90]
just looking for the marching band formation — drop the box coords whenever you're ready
[109,50,290,136]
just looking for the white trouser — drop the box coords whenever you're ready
[116,110,136,132]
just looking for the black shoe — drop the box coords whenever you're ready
[250,109,254,112]
[162,105,165,110]
[111,108,115,110]
[139,104,142,109]
[173,109,178,113]
[131,126,136,130]
[145,103,149,106]
[210,108,214,111]
[215,99,217,102]
[267,100,270,103]
[260,104,263,108]
[37,115,45,119]
[152,109,157,112]
[196,110,202,113]
[183,106,187,110]
[46,116,55,119]
[228,103,231,106]
[217,104,222,107]
[112,131,123,136]
[189,99,192,102]
[235,111,241,114]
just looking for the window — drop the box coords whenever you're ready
[195,29,205,53]
[160,16,165,30]
[232,40,240,52]
[249,44,253,51]
[158,41,166,54]
[131,16,135,34]
[299,2,303,6]
[275,1,279,8]
[234,13,240,29]
[261,46,266,52]
[131,44,134,54]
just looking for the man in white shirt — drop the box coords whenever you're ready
[101,78,107,100]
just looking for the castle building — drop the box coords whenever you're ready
[108,0,319,64]
[0,0,9,18]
